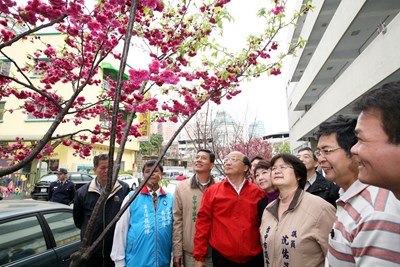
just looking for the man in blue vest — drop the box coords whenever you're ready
[111,160,174,267]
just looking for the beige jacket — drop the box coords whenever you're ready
[172,176,215,257]
[260,189,336,267]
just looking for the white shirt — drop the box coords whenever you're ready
[226,177,245,195]
[304,173,317,191]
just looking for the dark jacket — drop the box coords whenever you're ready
[73,179,130,265]
[307,171,339,207]
[257,190,279,222]
[49,179,75,205]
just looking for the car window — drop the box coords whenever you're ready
[121,175,131,180]
[69,174,82,182]
[40,174,57,182]
[44,212,80,247]
[0,216,47,263]
[81,174,93,181]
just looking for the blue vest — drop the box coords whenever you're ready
[125,190,173,267]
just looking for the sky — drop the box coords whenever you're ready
[119,0,295,137]
[210,1,296,136]
[118,0,295,137]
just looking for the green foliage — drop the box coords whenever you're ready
[139,134,164,156]
[278,141,291,154]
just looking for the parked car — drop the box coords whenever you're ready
[118,174,139,191]
[0,200,80,266]
[31,172,94,201]
[164,179,181,195]
[163,169,181,180]
[163,169,193,180]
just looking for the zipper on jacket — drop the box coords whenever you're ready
[102,196,106,266]
[154,194,159,267]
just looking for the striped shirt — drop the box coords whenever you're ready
[327,180,400,266]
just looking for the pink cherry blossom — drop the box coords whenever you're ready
[271,5,284,15]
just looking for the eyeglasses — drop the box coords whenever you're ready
[223,157,243,164]
[270,165,293,172]
[314,147,342,158]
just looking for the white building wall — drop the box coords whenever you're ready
[290,0,366,111]
[292,11,400,140]
[287,0,400,146]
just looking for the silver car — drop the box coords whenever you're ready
[0,200,80,266]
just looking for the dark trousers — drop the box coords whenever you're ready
[212,247,264,267]
[82,256,115,267]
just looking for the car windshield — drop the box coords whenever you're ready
[40,174,57,182]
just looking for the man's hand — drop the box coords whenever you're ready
[173,256,184,267]
[194,260,206,267]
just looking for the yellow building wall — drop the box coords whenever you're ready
[0,32,140,174]
[48,144,138,174]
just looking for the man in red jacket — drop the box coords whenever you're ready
[193,151,265,267]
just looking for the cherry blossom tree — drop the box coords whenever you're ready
[0,0,311,264]
[227,137,273,160]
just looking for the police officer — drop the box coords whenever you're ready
[49,168,75,205]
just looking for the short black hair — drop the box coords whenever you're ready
[298,147,318,161]
[250,156,263,163]
[270,153,307,189]
[242,156,251,176]
[197,149,215,163]
[315,115,357,157]
[354,81,400,144]
[142,160,164,173]
[94,154,108,168]
[254,160,271,174]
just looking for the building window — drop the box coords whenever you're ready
[0,60,11,76]
[102,79,110,90]
[0,102,5,121]
[99,111,129,129]
[99,113,112,129]
[32,58,50,77]
[27,104,54,120]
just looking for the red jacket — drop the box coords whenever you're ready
[193,178,264,263]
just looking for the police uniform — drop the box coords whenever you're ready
[49,179,76,205]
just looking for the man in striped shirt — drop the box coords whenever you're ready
[315,115,400,267]
[351,82,400,200]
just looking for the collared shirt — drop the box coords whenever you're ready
[147,186,160,197]
[227,177,245,195]
[304,173,317,191]
[191,174,215,192]
[195,175,212,192]
[327,180,400,266]
[95,178,105,194]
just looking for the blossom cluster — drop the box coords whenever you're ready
[0,0,304,166]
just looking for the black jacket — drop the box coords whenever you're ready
[307,171,339,207]
[73,179,130,265]
[49,179,75,205]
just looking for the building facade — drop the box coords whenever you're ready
[286,0,400,151]
[0,33,140,182]
[248,120,266,139]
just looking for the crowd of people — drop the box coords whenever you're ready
[63,81,400,267]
